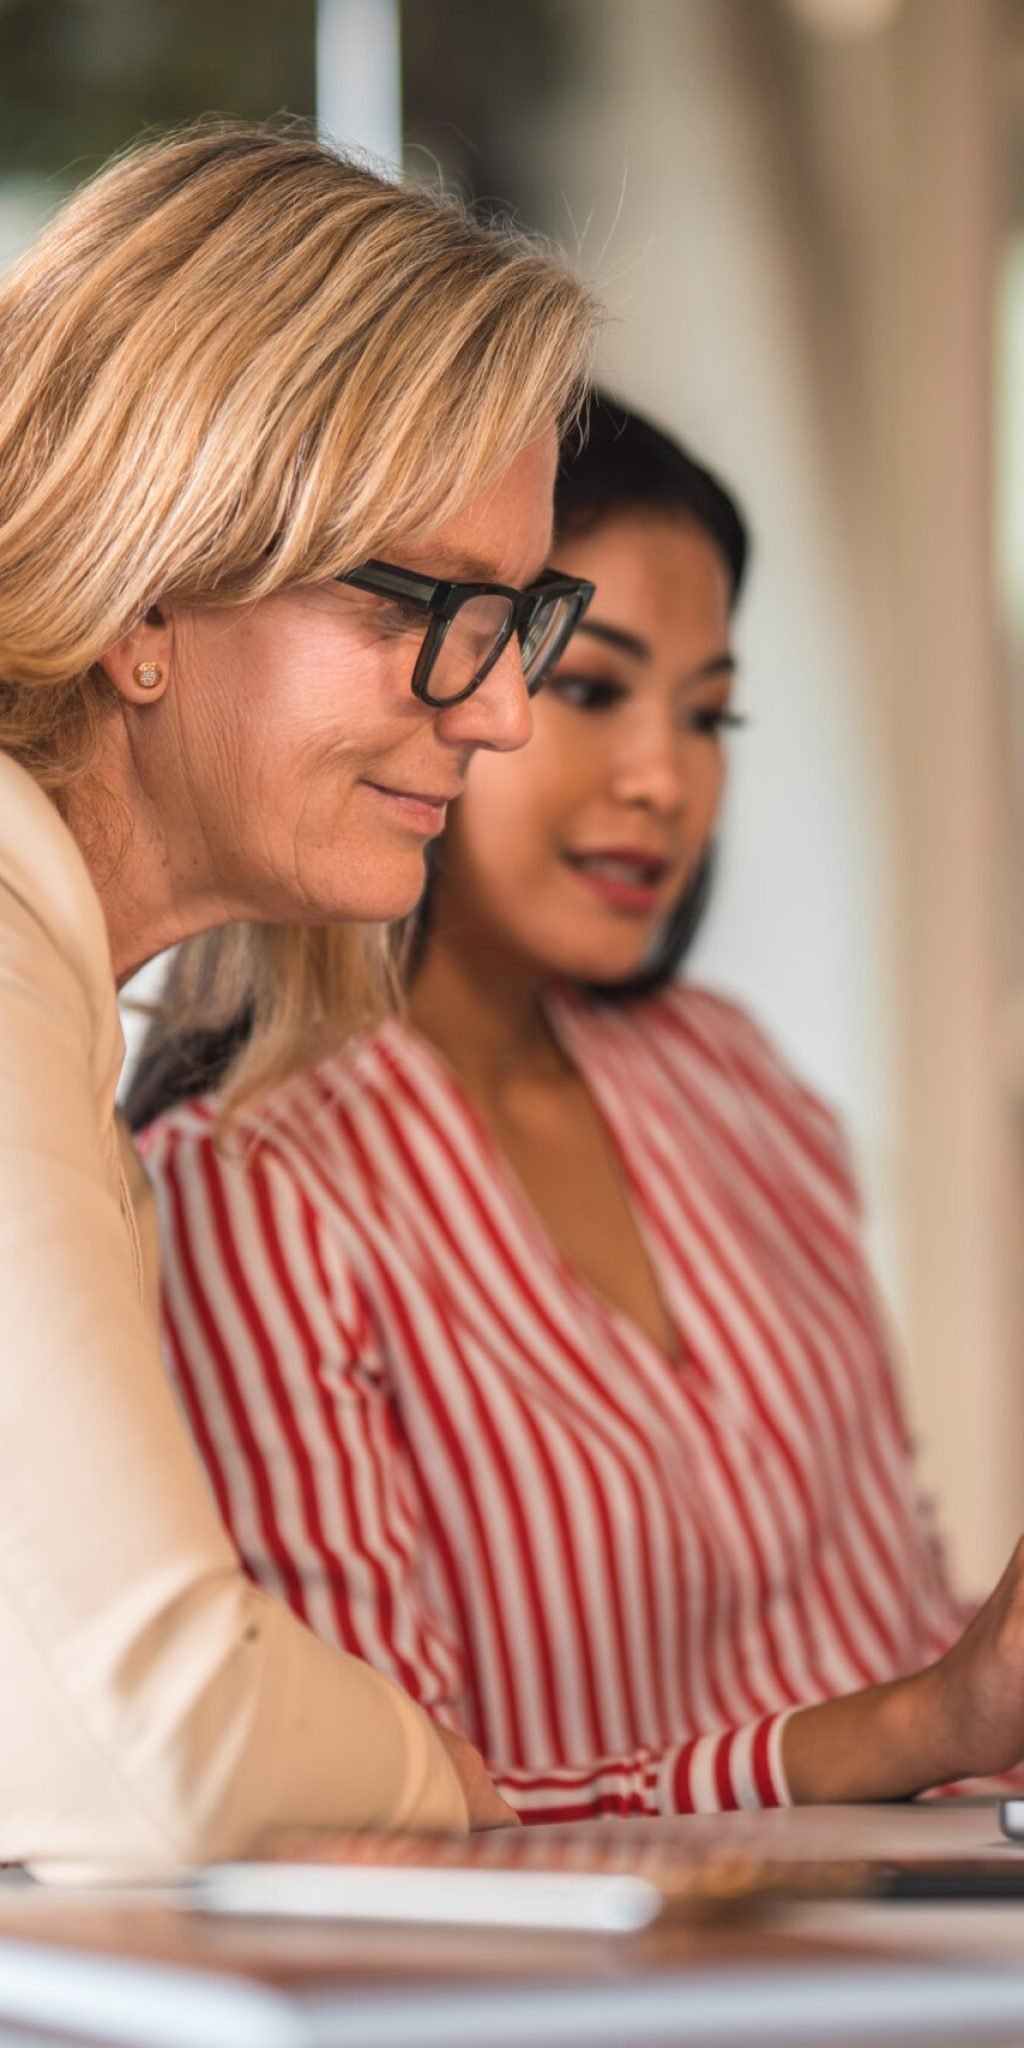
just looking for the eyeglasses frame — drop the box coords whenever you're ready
[337,557,595,707]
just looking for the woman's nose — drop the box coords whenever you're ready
[610,728,689,814]
[434,637,533,754]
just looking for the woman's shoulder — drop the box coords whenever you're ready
[0,755,127,1199]
[581,979,791,1069]
[636,982,803,1072]
[137,1018,400,1180]
[0,751,116,1036]
[583,982,858,1195]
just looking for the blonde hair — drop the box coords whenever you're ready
[0,120,597,1111]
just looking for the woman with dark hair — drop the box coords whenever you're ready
[135,393,1024,1821]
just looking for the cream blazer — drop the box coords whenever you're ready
[0,752,466,1878]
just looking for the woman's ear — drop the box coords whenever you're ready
[98,606,173,705]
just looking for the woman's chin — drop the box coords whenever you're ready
[295,854,429,928]
[545,944,653,990]
[322,892,425,928]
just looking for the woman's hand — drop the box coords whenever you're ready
[923,1535,1024,1778]
[435,1726,520,1830]
[782,1535,1024,1803]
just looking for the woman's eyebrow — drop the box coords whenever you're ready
[575,624,737,685]
[688,653,736,683]
[576,619,649,658]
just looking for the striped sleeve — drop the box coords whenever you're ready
[144,1114,469,1715]
[494,1710,794,1820]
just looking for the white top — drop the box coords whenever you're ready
[0,751,466,1879]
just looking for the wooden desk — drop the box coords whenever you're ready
[1,1803,1023,2048]
[531,1795,1024,1890]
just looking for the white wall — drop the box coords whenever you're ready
[524,0,1022,1586]
[530,0,901,1300]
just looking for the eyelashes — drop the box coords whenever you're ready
[548,673,747,735]
[547,675,624,712]
[689,708,748,736]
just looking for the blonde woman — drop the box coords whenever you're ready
[0,121,595,1876]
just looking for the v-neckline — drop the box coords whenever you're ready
[383,1000,687,1376]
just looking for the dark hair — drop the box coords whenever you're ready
[556,390,749,599]
[556,389,749,1001]
[124,1011,253,1134]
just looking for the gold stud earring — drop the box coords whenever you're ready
[133,661,163,692]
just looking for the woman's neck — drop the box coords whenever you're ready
[408,931,567,1090]
[67,758,228,988]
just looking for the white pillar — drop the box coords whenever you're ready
[316,0,402,170]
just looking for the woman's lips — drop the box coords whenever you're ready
[362,780,453,835]
[563,848,671,916]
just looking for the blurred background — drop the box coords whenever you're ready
[2,0,1021,1588]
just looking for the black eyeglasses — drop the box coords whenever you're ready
[337,558,595,707]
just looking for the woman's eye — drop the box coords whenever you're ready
[686,707,748,737]
[548,673,625,712]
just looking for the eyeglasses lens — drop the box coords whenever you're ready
[428,593,515,702]
[520,594,578,694]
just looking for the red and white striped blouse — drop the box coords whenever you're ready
[139,986,965,1821]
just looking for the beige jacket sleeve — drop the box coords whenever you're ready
[0,757,466,1878]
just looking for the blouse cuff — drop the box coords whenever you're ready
[666,1709,796,1813]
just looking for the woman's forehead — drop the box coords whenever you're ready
[550,515,734,639]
